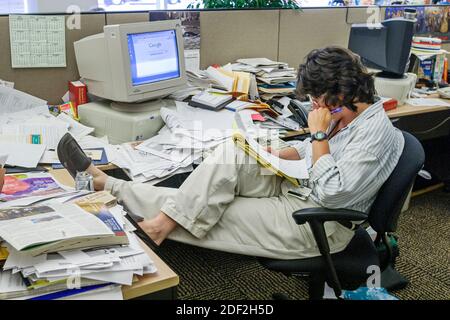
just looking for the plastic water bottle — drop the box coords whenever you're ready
[75,171,94,191]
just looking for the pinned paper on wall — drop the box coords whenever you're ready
[9,15,66,68]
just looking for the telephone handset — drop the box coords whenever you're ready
[288,99,310,128]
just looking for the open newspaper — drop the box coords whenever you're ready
[233,111,309,186]
[0,203,128,256]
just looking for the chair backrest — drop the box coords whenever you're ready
[368,131,425,233]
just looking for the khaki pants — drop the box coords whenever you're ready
[105,140,354,260]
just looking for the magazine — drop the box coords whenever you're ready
[0,172,68,202]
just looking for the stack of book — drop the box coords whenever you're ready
[232,58,297,101]
[411,36,448,84]
[0,191,156,300]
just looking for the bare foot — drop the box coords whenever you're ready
[86,164,108,191]
[138,211,178,246]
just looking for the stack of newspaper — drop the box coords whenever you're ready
[107,101,235,183]
[232,58,297,101]
[0,191,157,300]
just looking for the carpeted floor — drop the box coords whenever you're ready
[156,190,450,300]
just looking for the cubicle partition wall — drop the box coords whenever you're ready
[0,12,151,104]
[0,14,105,104]
[199,7,386,69]
[1,7,449,104]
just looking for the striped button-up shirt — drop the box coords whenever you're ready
[291,99,405,214]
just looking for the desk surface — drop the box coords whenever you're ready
[49,168,179,300]
[386,102,450,118]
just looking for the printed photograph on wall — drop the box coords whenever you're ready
[149,11,201,71]
[385,6,450,42]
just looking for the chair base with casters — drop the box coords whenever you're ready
[381,265,408,291]
[376,233,409,291]
[259,223,379,300]
[257,131,425,300]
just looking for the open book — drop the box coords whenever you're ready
[0,203,128,256]
[233,111,309,186]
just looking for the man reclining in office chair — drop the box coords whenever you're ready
[58,46,405,260]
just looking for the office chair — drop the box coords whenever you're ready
[258,131,425,300]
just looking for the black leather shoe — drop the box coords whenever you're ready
[57,133,92,179]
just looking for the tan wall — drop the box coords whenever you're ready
[106,12,149,25]
[199,10,280,69]
[278,9,351,68]
[200,7,388,68]
[199,7,387,69]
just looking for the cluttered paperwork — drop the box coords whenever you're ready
[0,86,47,115]
[0,194,157,300]
[406,98,450,107]
[234,110,309,184]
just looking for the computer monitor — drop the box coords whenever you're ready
[74,20,187,107]
[348,17,414,78]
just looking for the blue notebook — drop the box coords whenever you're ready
[29,283,112,300]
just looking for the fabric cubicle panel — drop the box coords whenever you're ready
[278,8,352,69]
[199,10,280,69]
[0,14,105,105]
[106,12,150,25]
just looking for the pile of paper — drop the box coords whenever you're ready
[232,58,297,101]
[0,194,156,300]
[0,95,97,168]
[205,64,251,96]
[107,101,235,183]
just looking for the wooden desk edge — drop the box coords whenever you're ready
[122,241,179,300]
[387,104,450,118]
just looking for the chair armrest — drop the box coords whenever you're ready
[291,207,367,298]
[292,208,368,225]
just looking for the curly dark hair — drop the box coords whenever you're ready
[296,46,376,112]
